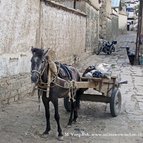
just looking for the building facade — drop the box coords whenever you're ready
[0,0,86,104]
[0,0,120,103]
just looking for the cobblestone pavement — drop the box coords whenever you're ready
[0,32,143,143]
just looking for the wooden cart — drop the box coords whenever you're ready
[64,76,127,117]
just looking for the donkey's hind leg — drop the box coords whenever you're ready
[42,92,51,135]
[68,98,74,126]
[73,91,81,122]
[73,108,78,122]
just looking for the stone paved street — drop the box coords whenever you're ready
[0,32,143,143]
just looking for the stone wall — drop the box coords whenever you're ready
[0,74,32,104]
[0,0,86,104]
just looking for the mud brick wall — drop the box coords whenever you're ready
[102,16,118,41]
[41,1,86,63]
[0,0,40,54]
[49,0,100,54]
[106,15,119,41]
[84,3,99,53]
[76,0,100,53]
[0,0,86,104]
[119,13,127,34]
[48,0,75,9]
[106,17,112,41]
[111,14,119,40]
[0,0,40,104]
[99,0,119,41]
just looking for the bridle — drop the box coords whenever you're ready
[32,60,49,84]
[31,49,50,84]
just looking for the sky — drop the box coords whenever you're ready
[112,0,121,8]
[112,0,139,8]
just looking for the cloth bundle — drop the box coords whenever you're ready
[83,63,112,78]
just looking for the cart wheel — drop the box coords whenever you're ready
[110,88,121,117]
[64,97,71,112]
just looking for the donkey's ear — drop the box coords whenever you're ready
[43,48,49,56]
[31,47,36,55]
[31,46,33,51]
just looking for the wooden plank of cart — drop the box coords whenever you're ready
[64,76,127,117]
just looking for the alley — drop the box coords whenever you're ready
[0,32,143,143]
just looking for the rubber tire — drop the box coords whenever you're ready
[112,46,115,52]
[64,97,71,112]
[110,88,121,117]
[107,50,111,55]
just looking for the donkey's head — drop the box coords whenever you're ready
[31,47,49,83]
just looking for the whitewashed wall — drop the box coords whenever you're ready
[0,0,40,77]
[0,0,86,103]
[119,13,127,31]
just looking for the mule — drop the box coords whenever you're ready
[30,47,82,140]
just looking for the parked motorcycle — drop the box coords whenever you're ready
[95,39,117,55]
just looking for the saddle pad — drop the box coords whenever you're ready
[59,64,72,80]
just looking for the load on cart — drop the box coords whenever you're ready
[64,63,127,117]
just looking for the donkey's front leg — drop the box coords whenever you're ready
[51,98,63,140]
[42,93,51,135]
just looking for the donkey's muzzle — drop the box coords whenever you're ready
[31,73,39,83]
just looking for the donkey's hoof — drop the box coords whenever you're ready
[66,124,72,128]
[57,136,64,141]
[72,119,77,124]
[40,133,49,138]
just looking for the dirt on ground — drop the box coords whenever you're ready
[0,32,143,143]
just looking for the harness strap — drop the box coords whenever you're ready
[31,60,76,103]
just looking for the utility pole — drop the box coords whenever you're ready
[135,0,143,64]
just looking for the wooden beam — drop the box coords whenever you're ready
[74,81,100,89]
[80,94,110,103]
